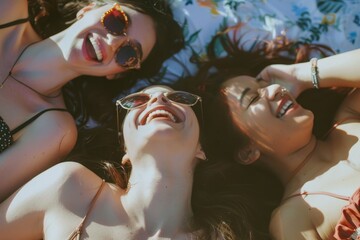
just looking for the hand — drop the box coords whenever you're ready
[257,63,310,99]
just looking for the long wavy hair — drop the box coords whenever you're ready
[60,15,349,240]
[28,0,184,131]
[28,0,183,80]
[181,24,349,139]
[66,100,283,240]
[172,24,351,239]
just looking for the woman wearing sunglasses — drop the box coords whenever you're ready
[0,85,277,239]
[0,0,183,202]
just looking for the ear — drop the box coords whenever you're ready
[121,153,130,165]
[76,2,97,20]
[195,144,207,161]
[237,144,260,165]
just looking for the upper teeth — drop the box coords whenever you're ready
[89,36,103,61]
[277,100,293,118]
[145,110,176,124]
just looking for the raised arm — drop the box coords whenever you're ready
[258,49,360,97]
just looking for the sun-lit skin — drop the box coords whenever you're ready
[51,3,156,77]
[0,86,206,239]
[221,75,314,157]
[122,86,204,170]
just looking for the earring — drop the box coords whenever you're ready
[280,88,287,97]
[236,148,260,165]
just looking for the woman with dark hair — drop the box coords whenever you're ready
[0,85,280,239]
[0,0,183,202]
[197,30,360,239]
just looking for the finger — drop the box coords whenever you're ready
[256,75,270,87]
[255,75,264,82]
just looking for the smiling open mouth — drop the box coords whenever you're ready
[140,108,180,125]
[276,99,294,118]
[85,34,103,62]
[146,109,177,124]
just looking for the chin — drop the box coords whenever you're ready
[294,110,314,126]
[141,123,182,140]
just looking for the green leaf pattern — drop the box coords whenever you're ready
[127,0,360,92]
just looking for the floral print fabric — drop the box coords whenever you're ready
[120,0,360,95]
[334,188,360,240]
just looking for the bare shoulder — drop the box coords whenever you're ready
[9,162,99,203]
[46,161,103,191]
[46,110,77,154]
[0,162,102,239]
[270,202,320,240]
[22,109,78,156]
[33,109,77,136]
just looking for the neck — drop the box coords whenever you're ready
[5,39,78,94]
[122,153,194,237]
[266,136,318,188]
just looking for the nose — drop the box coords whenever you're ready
[107,33,127,52]
[258,84,286,101]
[148,92,169,105]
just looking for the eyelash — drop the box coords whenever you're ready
[247,94,260,108]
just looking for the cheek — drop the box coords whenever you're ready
[230,108,250,133]
[129,19,156,60]
[141,34,156,61]
[184,109,201,143]
[122,112,137,144]
[232,107,272,140]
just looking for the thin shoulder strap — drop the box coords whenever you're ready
[0,17,29,29]
[10,108,68,135]
[67,180,106,240]
[282,191,350,203]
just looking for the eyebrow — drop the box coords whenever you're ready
[238,87,250,106]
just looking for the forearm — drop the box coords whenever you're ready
[296,49,360,89]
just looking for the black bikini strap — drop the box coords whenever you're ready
[11,108,69,135]
[0,17,29,29]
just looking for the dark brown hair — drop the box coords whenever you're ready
[28,0,184,79]
[64,18,348,240]
[28,0,184,130]
[173,25,351,239]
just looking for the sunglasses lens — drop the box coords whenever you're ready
[120,94,150,109]
[167,92,198,105]
[115,42,141,69]
[103,6,127,36]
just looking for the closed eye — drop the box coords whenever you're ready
[246,94,260,109]
[238,87,260,109]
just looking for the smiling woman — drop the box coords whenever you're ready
[191,33,360,239]
[0,85,272,239]
[82,3,144,69]
[213,56,360,239]
[0,0,183,202]
[116,89,201,124]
